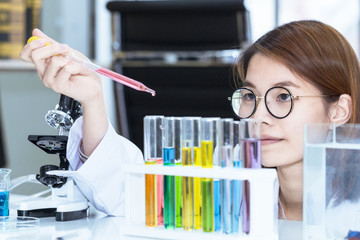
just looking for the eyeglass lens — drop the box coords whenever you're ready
[231,87,293,119]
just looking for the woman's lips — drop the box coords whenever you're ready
[261,135,283,145]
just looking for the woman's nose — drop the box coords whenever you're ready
[252,99,272,122]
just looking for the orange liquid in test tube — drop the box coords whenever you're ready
[145,161,157,227]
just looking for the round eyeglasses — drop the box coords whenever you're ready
[228,86,335,119]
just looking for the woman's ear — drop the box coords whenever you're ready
[329,94,352,125]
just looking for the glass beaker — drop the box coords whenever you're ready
[0,168,11,216]
[303,123,360,239]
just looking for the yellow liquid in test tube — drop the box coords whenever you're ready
[182,147,194,231]
[201,141,213,168]
[193,146,202,230]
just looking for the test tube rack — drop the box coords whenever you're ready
[122,164,279,240]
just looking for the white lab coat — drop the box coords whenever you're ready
[66,117,144,216]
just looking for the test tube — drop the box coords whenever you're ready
[193,117,202,230]
[213,118,222,232]
[241,119,261,234]
[156,122,164,226]
[201,117,220,232]
[163,117,175,229]
[144,115,163,227]
[181,117,194,231]
[220,119,234,234]
[174,117,183,228]
[232,120,243,233]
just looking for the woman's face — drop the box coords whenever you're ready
[245,53,332,167]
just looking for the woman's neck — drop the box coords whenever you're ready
[277,160,303,221]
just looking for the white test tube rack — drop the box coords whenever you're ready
[123,164,279,240]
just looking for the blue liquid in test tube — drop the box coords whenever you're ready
[213,131,221,232]
[213,179,221,231]
[220,119,234,234]
[232,121,243,233]
[163,117,176,229]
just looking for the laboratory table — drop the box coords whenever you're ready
[7,203,302,239]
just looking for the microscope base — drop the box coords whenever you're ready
[18,207,89,221]
[17,199,89,221]
[56,207,89,221]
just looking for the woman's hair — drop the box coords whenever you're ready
[235,20,360,205]
[235,20,360,124]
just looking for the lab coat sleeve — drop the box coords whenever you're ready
[66,116,144,216]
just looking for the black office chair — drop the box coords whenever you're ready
[107,0,250,150]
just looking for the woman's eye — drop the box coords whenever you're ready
[243,93,256,101]
[277,93,291,101]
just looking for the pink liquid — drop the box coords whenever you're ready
[156,158,164,226]
[95,67,156,96]
[242,138,261,234]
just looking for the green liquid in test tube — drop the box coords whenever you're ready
[174,117,183,228]
[201,117,220,232]
[163,117,175,229]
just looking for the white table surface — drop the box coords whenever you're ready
[6,195,303,240]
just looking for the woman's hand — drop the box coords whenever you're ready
[20,28,103,106]
[20,28,108,157]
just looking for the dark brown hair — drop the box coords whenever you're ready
[236,20,360,124]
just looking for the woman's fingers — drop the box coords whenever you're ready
[31,43,69,78]
[41,55,70,89]
[32,28,57,45]
[20,28,55,62]
[19,38,48,62]
[42,57,92,98]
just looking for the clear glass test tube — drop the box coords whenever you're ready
[220,118,234,234]
[232,120,243,233]
[181,117,194,231]
[241,119,261,234]
[201,117,220,232]
[144,115,164,227]
[174,117,183,228]
[156,119,164,226]
[163,117,176,229]
[212,118,221,232]
[193,117,202,230]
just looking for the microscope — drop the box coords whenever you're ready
[16,94,89,221]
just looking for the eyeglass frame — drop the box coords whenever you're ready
[228,86,336,119]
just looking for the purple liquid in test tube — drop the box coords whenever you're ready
[241,119,261,234]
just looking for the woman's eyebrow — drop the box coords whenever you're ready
[241,81,255,88]
[273,81,301,88]
[242,80,300,88]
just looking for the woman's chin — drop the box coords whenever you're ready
[261,160,277,168]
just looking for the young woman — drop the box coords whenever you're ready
[233,20,358,221]
[20,20,359,220]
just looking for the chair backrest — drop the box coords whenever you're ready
[107,0,250,150]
